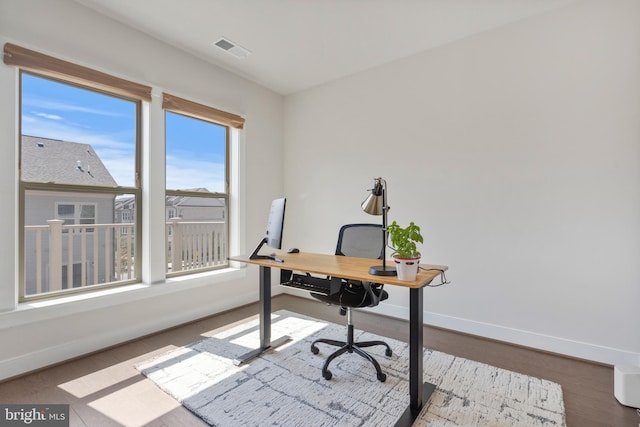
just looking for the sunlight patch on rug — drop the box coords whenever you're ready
[137,310,566,426]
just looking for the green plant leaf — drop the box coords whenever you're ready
[387,220,424,258]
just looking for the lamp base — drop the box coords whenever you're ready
[369,265,397,276]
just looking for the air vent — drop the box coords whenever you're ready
[213,37,251,59]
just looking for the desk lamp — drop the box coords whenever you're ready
[361,177,397,276]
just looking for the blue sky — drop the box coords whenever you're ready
[165,112,226,192]
[21,73,226,192]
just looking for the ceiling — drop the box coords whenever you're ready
[74,0,577,95]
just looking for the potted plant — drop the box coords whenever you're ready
[387,220,423,281]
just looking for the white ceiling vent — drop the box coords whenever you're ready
[213,38,251,59]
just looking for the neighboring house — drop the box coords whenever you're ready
[22,135,118,294]
[114,196,136,235]
[165,188,226,221]
[115,188,224,227]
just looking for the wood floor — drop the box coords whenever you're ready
[0,294,637,426]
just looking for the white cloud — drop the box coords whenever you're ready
[22,96,128,118]
[34,112,63,120]
[166,155,225,192]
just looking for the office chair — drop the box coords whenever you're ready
[310,223,393,382]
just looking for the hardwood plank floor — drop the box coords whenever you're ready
[0,294,637,426]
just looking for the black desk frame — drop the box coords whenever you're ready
[232,266,291,365]
[234,264,436,427]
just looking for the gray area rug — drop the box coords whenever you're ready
[137,310,566,426]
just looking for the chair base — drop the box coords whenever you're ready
[311,316,393,382]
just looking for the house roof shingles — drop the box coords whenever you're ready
[21,135,117,186]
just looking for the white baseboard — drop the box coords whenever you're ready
[285,289,639,366]
[0,292,257,381]
[378,301,640,367]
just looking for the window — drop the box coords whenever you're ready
[56,202,96,233]
[20,73,140,298]
[164,99,231,275]
[163,93,244,275]
[5,43,245,300]
[7,42,150,300]
[56,203,96,226]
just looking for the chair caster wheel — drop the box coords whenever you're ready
[385,348,392,357]
[323,370,333,380]
[311,345,319,355]
[377,373,387,382]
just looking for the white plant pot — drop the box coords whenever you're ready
[394,256,420,281]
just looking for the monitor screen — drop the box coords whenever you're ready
[265,197,286,249]
[250,197,286,261]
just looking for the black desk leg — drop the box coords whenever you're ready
[410,286,424,410]
[233,266,291,365]
[259,265,271,349]
[394,287,437,427]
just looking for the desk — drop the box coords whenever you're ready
[229,251,448,427]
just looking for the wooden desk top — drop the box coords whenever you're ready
[229,251,448,289]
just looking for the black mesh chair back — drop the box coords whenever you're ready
[335,224,384,259]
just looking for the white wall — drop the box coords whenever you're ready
[0,0,284,380]
[284,0,640,366]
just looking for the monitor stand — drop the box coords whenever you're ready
[249,237,283,262]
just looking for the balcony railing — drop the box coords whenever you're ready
[166,218,227,273]
[23,218,227,298]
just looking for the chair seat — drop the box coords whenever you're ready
[311,281,388,308]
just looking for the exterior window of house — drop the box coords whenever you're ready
[10,42,150,300]
[163,93,243,275]
[56,202,96,233]
[56,203,96,226]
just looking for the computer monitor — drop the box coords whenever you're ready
[250,197,286,261]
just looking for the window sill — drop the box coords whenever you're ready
[0,267,246,329]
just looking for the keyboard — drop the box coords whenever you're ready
[281,273,342,295]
